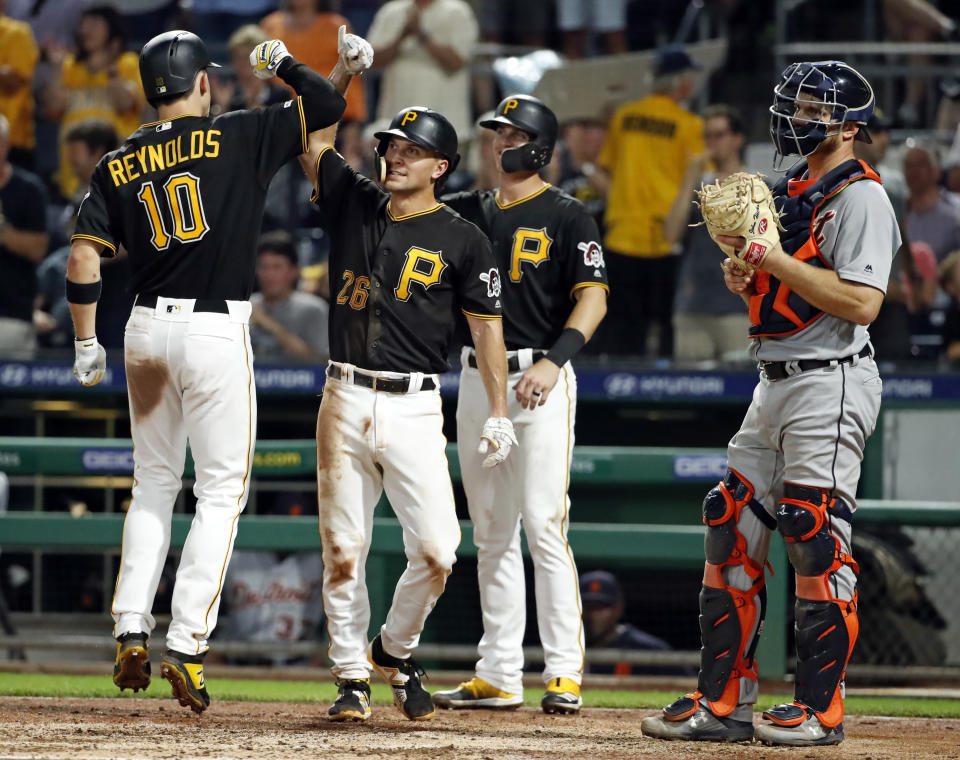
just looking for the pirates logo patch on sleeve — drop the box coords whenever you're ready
[479,268,501,298]
[578,240,605,268]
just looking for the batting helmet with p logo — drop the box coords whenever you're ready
[480,94,559,173]
[373,106,461,190]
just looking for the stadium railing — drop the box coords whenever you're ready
[4,436,960,679]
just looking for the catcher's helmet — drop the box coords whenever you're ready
[769,60,874,161]
[480,94,558,173]
[139,30,220,104]
[374,106,460,188]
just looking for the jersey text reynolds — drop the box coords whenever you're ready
[107,129,222,186]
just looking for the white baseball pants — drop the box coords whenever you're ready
[457,349,585,694]
[112,298,256,656]
[317,367,461,679]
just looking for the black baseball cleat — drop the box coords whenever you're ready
[328,679,372,721]
[367,634,435,720]
[113,632,151,692]
[160,650,211,714]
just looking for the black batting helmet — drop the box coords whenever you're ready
[139,30,220,105]
[374,106,460,188]
[480,94,558,173]
[769,60,874,161]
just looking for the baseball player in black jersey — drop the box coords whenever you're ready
[433,95,608,714]
[66,29,348,713]
[297,36,515,723]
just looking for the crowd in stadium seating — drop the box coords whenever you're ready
[2,0,960,364]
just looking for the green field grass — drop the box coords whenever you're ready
[1,673,958,718]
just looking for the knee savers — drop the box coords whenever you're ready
[696,469,776,715]
[777,483,859,727]
[776,482,856,579]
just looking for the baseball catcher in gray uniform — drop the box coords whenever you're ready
[641,60,899,747]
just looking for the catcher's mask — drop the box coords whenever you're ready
[373,106,460,191]
[769,61,874,163]
[480,94,558,173]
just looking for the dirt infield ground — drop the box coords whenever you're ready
[0,697,957,760]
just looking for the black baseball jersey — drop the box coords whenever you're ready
[443,185,609,349]
[72,98,311,300]
[312,147,500,374]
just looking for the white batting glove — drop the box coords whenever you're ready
[250,39,290,80]
[478,417,518,469]
[73,336,106,387]
[338,24,374,75]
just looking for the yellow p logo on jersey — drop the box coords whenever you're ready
[503,99,518,114]
[395,246,447,301]
[401,110,419,127]
[509,227,552,281]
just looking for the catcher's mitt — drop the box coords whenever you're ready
[695,172,784,272]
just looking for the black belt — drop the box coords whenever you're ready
[467,350,546,372]
[760,345,872,382]
[326,364,436,393]
[135,294,230,314]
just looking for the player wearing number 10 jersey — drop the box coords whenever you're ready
[66,30,346,713]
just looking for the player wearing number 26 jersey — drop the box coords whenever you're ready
[66,31,345,713]
[297,36,515,722]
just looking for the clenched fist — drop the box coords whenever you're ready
[338,25,374,75]
[250,39,291,80]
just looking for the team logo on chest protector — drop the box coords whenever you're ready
[395,246,447,301]
[813,210,836,248]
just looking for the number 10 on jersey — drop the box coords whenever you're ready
[137,171,210,251]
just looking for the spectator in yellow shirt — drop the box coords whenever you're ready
[592,46,704,357]
[0,2,39,169]
[41,5,144,201]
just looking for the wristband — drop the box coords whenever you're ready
[544,327,585,368]
[66,278,102,304]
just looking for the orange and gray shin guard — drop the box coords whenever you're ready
[769,483,860,729]
[667,470,776,720]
